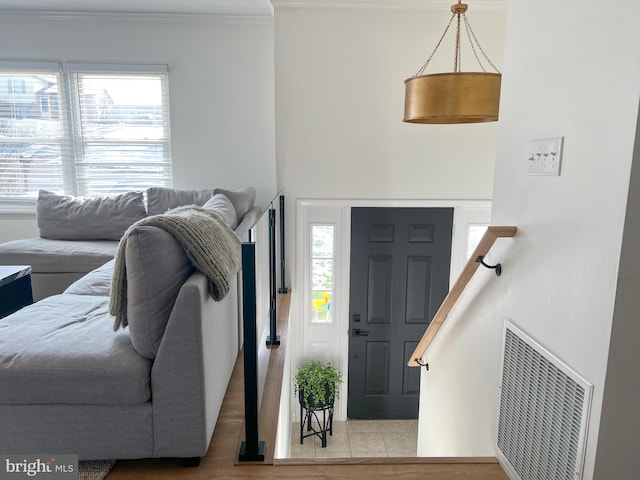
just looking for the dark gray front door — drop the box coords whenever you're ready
[347,207,453,419]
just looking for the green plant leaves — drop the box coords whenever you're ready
[294,360,342,409]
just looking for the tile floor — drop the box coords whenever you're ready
[289,419,418,459]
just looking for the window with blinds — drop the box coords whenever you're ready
[0,63,172,204]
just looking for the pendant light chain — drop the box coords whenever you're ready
[413,1,500,77]
[462,13,500,73]
[463,12,485,72]
[415,12,456,77]
[454,9,462,73]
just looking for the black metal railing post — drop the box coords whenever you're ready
[238,242,265,461]
[278,195,288,294]
[266,207,280,347]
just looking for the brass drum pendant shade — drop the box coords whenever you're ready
[404,72,501,124]
[403,2,502,124]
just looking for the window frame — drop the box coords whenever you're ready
[0,61,172,210]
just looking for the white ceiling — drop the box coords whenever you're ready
[0,0,274,15]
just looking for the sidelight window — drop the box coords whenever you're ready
[310,224,335,323]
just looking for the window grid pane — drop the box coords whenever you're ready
[312,291,333,323]
[311,225,335,324]
[312,224,335,257]
[71,72,172,196]
[0,71,65,198]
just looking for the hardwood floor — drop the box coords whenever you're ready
[107,293,508,480]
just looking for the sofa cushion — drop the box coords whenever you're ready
[202,193,238,229]
[213,186,256,220]
[64,259,114,296]
[0,294,151,406]
[0,237,118,273]
[37,190,146,241]
[125,226,194,359]
[146,187,215,216]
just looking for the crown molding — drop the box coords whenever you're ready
[271,0,508,11]
[0,9,274,24]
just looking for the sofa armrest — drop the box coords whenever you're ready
[234,205,262,242]
[150,271,239,458]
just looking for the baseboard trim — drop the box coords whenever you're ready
[273,456,501,466]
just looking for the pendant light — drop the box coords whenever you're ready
[403,1,501,124]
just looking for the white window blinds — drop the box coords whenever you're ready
[0,63,172,203]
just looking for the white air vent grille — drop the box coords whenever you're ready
[497,322,592,480]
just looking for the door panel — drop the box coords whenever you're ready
[348,207,453,419]
[367,256,392,324]
[405,256,432,324]
[403,341,421,395]
[365,342,390,395]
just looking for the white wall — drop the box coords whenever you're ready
[274,4,507,283]
[0,12,276,243]
[592,102,640,478]
[419,1,640,478]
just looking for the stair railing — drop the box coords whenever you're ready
[239,193,286,461]
[408,226,517,368]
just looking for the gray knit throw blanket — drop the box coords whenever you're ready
[110,205,241,331]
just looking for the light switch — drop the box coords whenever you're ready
[527,137,563,176]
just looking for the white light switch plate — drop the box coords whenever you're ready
[527,137,563,175]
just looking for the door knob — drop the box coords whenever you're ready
[352,328,369,337]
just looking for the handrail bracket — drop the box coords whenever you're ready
[476,255,502,276]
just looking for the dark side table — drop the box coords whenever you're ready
[0,265,33,319]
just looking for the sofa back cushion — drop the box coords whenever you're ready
[37,190,146,241]
[146,187,215,216]
[125,226,194,359]
[202,193,238,229]
[213,186,256,220]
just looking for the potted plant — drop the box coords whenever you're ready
[294,360,342,409]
